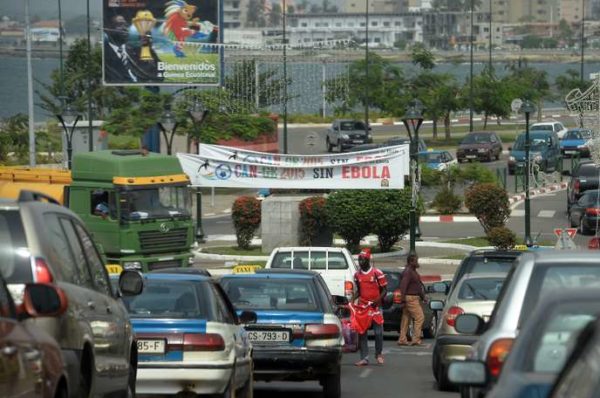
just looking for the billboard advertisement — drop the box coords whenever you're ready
[102,0,221,86]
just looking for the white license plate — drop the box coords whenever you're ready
[466,155,477,159]
[137,339,165,354]
[565,150,577,154]
[247,330,290,343]
[353,140,363,144]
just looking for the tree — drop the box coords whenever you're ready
[269,3,282,27]
[470,67,512,129]
[225,59,290,108]
[246,0,266,27]
[232,196,261,249]
[369,189,412,252]
[464,183,510,234]
[555,69,590,100]
[558,19,574,44]
[411,43,435,70]
[325,190,373,253]
[503,62,550,120]
[0,114,29,163]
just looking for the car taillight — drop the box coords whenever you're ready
[445,306,464,328]
[486,338,514,378]
[344,280,354,298]
[393,289,402,304]
[574,179,581,195]
[304,324,340,340]
[585,208,600,217]
[589,237,600,250]
[34,258,53,284]
[182,333,225,351]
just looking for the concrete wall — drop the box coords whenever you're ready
[261,195,311,253]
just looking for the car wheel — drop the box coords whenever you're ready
[423,314,437,338]
[322,369,341,398]
[580,217,591,235]
[326,138,333,153]
[221,373,235,398]
[121,361,136,398]
[54,382,68,398]
[437,364,451,391]
[77,350,93,398]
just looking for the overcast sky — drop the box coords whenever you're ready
[1,0,102,22]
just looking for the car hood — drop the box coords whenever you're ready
[458,143,492,150]
[509,150,543,161]
[488,372,554,398]
[341,130,368,136]
[560,139,586,147]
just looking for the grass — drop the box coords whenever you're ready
[201,246,265,256]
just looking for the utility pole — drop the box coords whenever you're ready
[59,0,64,98]
[489,0,492,70]
[365,0,369,134]
[282,0,288,153]
[87,0,93,151]
[469,0,474,132]
[581,0,585,84]
[25,0,35,167]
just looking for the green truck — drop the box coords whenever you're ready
[0,150,195,271]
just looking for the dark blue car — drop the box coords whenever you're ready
[508,131,561,174]
[220,269,344,398]
[560,128,593,158]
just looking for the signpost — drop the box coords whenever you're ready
[554,228,578,250]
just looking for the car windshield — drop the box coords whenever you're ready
[221,278,321,312]
[122,279,212,319]
[520,265,600,327]
[119,184,192,221]
[531,125,553,131]
[419,153,444,163]
[457,277,504,300]
[564,131,584,140]
[527,302,597,373]
[512,135,549,150]
[0,210,33,284]
[340,121,366,131]
[461,134,492,144]
[270,251,348,270]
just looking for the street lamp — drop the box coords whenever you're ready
[56,103,81,170]
[158,107,177,155]
[402,99,424,253]
[520,100,536,246]
[188,99,209,244]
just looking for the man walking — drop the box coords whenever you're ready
[352,248,387,366]
[398,252,426,346]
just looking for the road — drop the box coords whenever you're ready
[254,336,454,398]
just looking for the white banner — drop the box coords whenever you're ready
[177,144,409,190]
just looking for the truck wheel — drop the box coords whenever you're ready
[322,370,341,398]
[326,138,333,153]
[437,364,451,391]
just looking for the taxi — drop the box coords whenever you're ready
[220,269,345,398]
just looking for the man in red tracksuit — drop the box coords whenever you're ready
[352,248,387,366]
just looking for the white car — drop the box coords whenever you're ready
[530,121,569,139]
[121,273,255,397]
[265,247,359,299]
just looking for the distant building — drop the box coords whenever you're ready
[31,20,61,43]
[560,0,590,24]
[224,0,249,29]
[224,28,265,46]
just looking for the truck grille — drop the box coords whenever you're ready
[148,260,182,270]
[139,228,188,251]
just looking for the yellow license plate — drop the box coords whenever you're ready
[233,265,262,274]
[105,264,124,275]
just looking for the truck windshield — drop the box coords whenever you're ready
[119,185,191,221]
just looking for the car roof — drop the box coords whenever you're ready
[270,247,346,252]
[523,250,600,265]
[460,272,507,281]
[150,267,211,276]
[419,150,445,155]
[142,273,212,282]
[467,249,522,258]
[222,269,317,279]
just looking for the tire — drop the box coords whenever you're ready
[77,351,93,398]
[580,217,591,235]
[326,138,333,153]
[322,370,341,398]
[54,382,68,398]
[123,361,136,398]
[437,364,451,392]
[569,213,577,228]
[423,314,438,338]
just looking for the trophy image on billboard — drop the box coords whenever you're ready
[132,10,156,61]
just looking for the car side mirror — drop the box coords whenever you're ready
[429,300,444,311]
[336,305,351,318]
[23,283,68,317]
[119,270,144,296]
[455,314,486,335]
[332,295,349,306]
[239,310,257,324]
[448,360,488,386]
[432,282,448,294]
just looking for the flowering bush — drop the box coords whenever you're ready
[299,196,329,246]
[232,196,261,249]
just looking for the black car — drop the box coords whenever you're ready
[567,161,600,210]
[568,189,600,235]
[220,269,345,398]
[380,269,437,338]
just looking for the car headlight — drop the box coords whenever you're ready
[123,261,142,270]
[509,156,515,162]
[578,144,588,149]
[477,148,487,153]
[341,134,350,139]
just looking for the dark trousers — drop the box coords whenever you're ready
[359,322,383,361]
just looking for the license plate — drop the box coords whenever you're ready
[137,339,165,354]
[466,155,477,159]
[353,140,363,144]
[247,330,290,343]
[565,150,577,154]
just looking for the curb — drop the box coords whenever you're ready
[508,181,568,205]
[421,215,478,223]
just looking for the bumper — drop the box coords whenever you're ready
[434,335,479,366]
[458,152,489,161]
[340,139,370,148]
[136,363,233,395]
[252,346,341,381]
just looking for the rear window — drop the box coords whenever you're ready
[465,257,514,275]
[457,277,504,301]
[122,279,214,320]
[578,164,600,177]
[270,251,348,270]
[531,124,553,131]
[221,278,321,312]
[520,265,600,326]
[0,211,33,283]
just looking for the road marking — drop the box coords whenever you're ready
[538,210,556,218]
[359,369,373,378]
[511,210,525,217]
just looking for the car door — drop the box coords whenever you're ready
[0,278,42,398]
[492,134,501,156]
[324,250,351,298]
[72,220,131,393]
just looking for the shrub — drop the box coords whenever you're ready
[299,196,329,246]
[369,189,412,252]
[459,163,497,185]
[432,188,462,215]
[464,183,510,233]
[325,190,373,253]
[231,196,261,249]
[487,226,517,250]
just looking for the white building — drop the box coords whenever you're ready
[223,0,249,29]
[287,12,424,48]
[224,28,265,46]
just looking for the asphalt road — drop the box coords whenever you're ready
[254,336,455,398]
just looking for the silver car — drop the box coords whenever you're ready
[450,251,600,398]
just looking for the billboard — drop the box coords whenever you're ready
[102,0,221,86]
[177,144,410,189]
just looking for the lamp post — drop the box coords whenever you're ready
[364,0,369,136]
[581,0,585,84]
[189,99,209,244]
[402,100,424,253]
[159,107,177,155]
[521,100,536,246]
[282,0,288,154]
[56,103,82,170]
[86,0,93,151]
[469,0,474,132]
